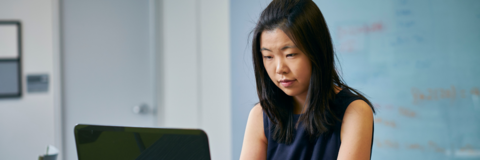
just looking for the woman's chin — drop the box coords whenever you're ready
[280,89,299,97]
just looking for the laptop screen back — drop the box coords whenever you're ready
[74,124,211,160]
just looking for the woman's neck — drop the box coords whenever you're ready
[292,85,343,114]
[293,93,307,114]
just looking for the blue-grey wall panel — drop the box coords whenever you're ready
[230,0,268,159]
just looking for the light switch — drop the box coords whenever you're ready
[27,74,49,93]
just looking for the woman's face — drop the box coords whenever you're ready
[260,28,312,99]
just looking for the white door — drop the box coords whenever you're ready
[61,1,156,160]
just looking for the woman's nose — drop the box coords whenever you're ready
[275,59,288,75]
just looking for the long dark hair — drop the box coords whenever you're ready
[252,0,375,144]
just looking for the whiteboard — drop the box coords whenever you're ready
[314,0,480,159]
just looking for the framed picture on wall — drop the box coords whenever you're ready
[0,21,22,98]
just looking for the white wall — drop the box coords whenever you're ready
[199,0,232,159]
[161,0,200,128]
[0,0,231,159]
[0,0,62,159]
[159,0,231,159]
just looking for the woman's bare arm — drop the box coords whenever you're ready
[337,100,374,160]
[240,104,267,160]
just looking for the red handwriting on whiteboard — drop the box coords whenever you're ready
[337,22,383,39]
[411,86,479,104]
[375,139,399,149]
[398,107,416,117]
[336,22,384,53]
[428,141,446,153]
[374,103,417,118]
[374,103,394,110]
[374,118,397,128]
[407,144,424,151]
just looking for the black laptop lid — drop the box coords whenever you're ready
[74,124,211,160]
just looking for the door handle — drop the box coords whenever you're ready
[132,103,149,114]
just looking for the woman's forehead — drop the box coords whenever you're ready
[260,29,296,49]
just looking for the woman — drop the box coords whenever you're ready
[240,0,375,159]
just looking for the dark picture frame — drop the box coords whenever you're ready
[0,21,22,98]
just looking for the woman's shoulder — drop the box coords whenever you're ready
[345,100,373,118]
[248,103,264,126]
[247,103,265,133]
[240,103,267,159]
[250,103,263,117]
[342,89,373,113]
[248,103,266,130]
[338,99,374,159]
[332,88,373,119]
[340,98,374,139]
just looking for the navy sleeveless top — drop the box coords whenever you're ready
[263,89,374,160]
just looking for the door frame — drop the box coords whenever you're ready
[52,0,63,159]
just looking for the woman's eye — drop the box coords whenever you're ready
[286,53,296,57]
[263,56,273,59]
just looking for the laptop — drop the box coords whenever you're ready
[74,124,211,160]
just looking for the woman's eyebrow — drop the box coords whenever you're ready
[260,47,272,52]
[261,45,296,52]
[281,45,297,50]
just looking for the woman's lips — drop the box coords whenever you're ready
[279,80,295,87]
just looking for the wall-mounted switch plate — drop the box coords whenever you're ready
[27,74,49,93]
